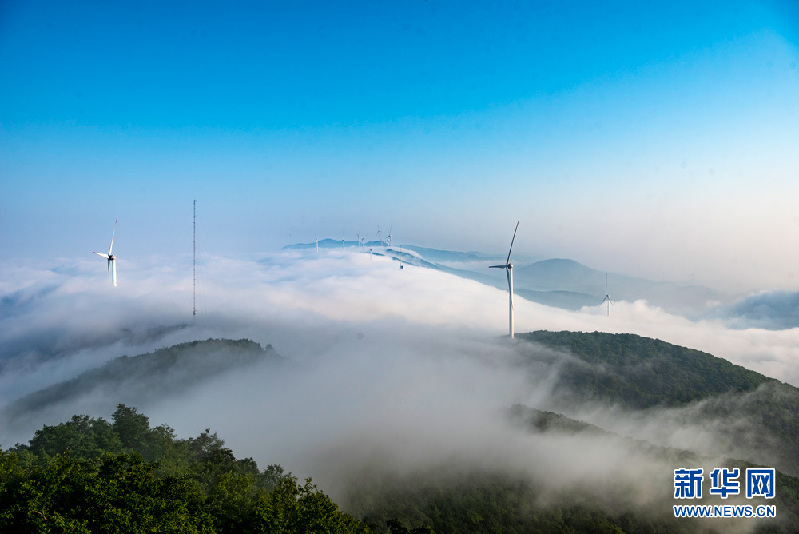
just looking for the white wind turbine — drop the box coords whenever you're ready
[93,220,118,287]
[489,221,519,338]
[601,273,613,317]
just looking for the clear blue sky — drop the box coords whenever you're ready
[2,0,798,291]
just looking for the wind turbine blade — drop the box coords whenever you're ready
[93,252,109,259]
[506,220,519,264]
[488,265,507,269]
[109,220,117,255]
[112,259,117,287]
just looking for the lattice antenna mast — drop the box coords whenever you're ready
[193,199,196,319]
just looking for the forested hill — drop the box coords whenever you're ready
[520,330,772,408]
[0,405,368,533]
[4,338,282,421]
[519,330,799,476]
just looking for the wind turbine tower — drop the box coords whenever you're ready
[489,221,519,338]
[601,273,613,317]
[193,200,196,318]
[93,220,118,287]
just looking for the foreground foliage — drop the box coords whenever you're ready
[0,405,367,533]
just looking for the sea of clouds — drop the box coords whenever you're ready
[1,248,795,531]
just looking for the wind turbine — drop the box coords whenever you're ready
[601,273,613,317]
[93,220,118,287]
[316,237,319,254]
[489,221,519,338]
[386,226,392,247]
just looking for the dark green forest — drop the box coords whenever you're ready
[0,405,367,533]
[519,331,799,475]
[520,330,771,408]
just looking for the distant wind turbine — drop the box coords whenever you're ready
[387,226,392,247]
[93,220,118,287]
[316,237,319,254]
[601,273,613,317]
[489,221,519,338]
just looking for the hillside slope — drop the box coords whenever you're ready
[519,330,799,476]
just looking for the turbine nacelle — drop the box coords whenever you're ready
[93,220,118,287]
[601,274,613,316]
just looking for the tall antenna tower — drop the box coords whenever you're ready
[193,199,196,319]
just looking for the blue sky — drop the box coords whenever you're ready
[2,0,798,291]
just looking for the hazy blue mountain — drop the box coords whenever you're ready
[284,238,358,249]
[515,288,603,311]
[410,247,723,314]
[396,244,500,263]
[722,290,799,329]
[512,258,723,314]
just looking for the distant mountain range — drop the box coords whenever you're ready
[285,240,726,315]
